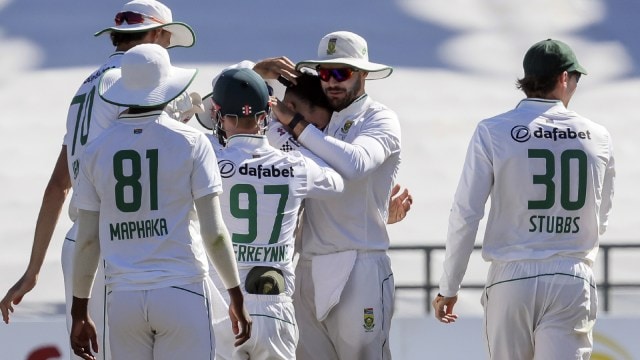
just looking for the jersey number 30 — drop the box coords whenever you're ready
[528,149,587,210]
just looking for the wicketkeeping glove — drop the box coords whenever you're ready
[165,92,205,123]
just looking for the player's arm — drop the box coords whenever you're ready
[1,146,71,324]
[195,193,252,346]
[598,137,615,235]
[70,209,100,359]
[273,101,401,180]
[252,56,300,85]
[437,124,493,318]
[297,149,345,199]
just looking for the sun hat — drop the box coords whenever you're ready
[212,68,270,118]
[98,43,197,108]
[295,31,393,80]
[523,39,587,77]
[94,0,195,48]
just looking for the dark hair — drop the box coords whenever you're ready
[286,73,331,110]
[516,72,560,98]
[110,31,149,47]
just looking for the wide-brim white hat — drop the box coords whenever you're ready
[296,31,392,80]
[99,43,197,108]
[94,0,195,48]
[196,92,215,130]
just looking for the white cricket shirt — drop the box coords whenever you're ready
[74,111,223,291]
[64,52,125,223]
[296,95,402,255]
[440,98,615,296]
[215,134,343,295]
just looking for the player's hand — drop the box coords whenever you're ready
[271,99,296,128]
[70,316,99,359]
[227,286,252,346]
[0,272,37,324]
[165,91,205,124]
[432,294,459,324]
[252,56,300,85]
[387,184,413,224]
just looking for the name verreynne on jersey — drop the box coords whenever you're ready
[234,243,290,263]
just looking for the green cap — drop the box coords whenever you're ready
[523,39,587,77]
[212,68,270,117]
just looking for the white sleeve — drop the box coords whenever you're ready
[302,152,344,199]
[195,193,241,289]
[297,110,401,180]
[598,135,615,235]
[72,210,101,298]
[439,124,493,297]
[266,118,303,152]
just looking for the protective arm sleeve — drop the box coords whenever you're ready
[297,113,400,181]
[72,210,101,299]
[439,125,493,297]
[195,193,241,289]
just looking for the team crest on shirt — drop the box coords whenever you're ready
[134,128,143,134]
[341,120,354,134]
[363,308,375,332]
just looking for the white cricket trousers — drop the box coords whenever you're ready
[107,281,216,360]
[294,251,394,360]
[482,257,597,360]
[62,225,109,360]
[215,294,297,360]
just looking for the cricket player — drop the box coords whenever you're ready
[209,68,344,359]
[267,73,411,225]
[432,39,615,359]
[69,43,251,360]
[0,2,197,359]
[272,31,401,360]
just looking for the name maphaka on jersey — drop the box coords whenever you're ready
[219,159,295,179]
[511,126,592,143]
[109,218,169,241]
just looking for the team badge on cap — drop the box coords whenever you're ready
[327,38,337,55]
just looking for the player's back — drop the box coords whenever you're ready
[476,99,614,264]
[64,53,125,221]
[75,111,220,290]
[216,134,343,295]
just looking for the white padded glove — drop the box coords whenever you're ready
[166,92,205,123]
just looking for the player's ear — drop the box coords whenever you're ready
[281,97,297,112]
